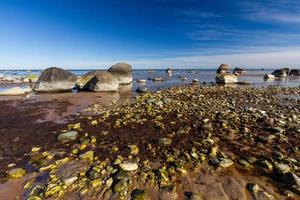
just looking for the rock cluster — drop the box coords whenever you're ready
[32,63,132,93]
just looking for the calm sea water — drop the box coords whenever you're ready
[0,69,299,92]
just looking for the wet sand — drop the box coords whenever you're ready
[0,89,132,180]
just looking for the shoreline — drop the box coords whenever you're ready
[0,84,299,199]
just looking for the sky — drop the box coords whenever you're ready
[1,0,300,69]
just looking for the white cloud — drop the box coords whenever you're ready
[238,0,300,24]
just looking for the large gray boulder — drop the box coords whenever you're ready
[271,68,289,77]
[216,74,238,84]
[289,69,300,76]
[84,71,119,92]
[33,67,76,92]
[108,63,132,84]
[216,64,229,74]
[76,70,107,89]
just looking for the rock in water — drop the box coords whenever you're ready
[233,67,246,76]
[216,64,229,74]
[271,68,289,77]
[84,71,119,92]
[0,86,32,95]
[33,67,77,92]
[215,74,238,84]
[264,74,275,80]
[289,69,300,76]
[166,68,173,76]
[57,131,78,143]
[108,63,132,84]
[136,87,148,93]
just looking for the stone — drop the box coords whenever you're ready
[289,69,300,76]
[137,79,147,83]
[63,176,78,186]
[131,189,149,200]
[215,74,238,84]
[166,68,173,76]
[216,64,229,74]
[192,79,199,84]
[57,131,78,144]
[263,74,275,80]
[136,87,148,93]
[274,163,291,174]
[84,71,119,92]
[79,151,94,162]
[271,68,289,77]
[44,184,62,197]
[0,86,32,95]
[119,162,138,171]
[233,68,246,76]
[159,138,172,146]
[152,77,163,82]
[33,67,77,92]
[256,160,273,171]
[7,168,26,179]
[108,62,132,84]
[218,158,234,168]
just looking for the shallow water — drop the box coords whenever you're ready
[0,69,299,93]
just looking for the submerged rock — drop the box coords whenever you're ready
[108,62,132,84]
[33,67,77,92]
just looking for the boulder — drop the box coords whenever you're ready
[289,69,300,76]
[216,64,229,74]
[271,68,289,77]
[165,68,172,76]
[215,74,238,84]
[108,63,132,84]
[33,67,77,92]
[233,68,246,76]
[76,71,107,89]
[0,86,32,95]
[264,74,275,80]
[84,71,119,92]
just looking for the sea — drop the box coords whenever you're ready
[0,69,299,92]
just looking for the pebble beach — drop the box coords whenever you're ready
[0,65,299,200]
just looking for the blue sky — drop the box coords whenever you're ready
[1,0,300,69]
